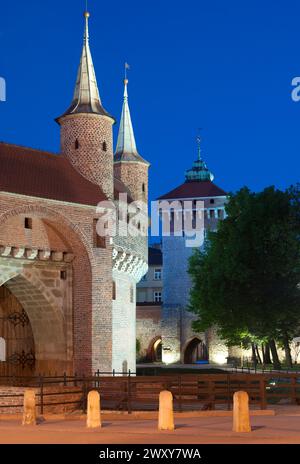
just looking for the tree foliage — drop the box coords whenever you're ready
[188,185,300,365]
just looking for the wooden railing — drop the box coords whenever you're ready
[0,372,299,414]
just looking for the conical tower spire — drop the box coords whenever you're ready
[115,75,148,163]
[56,10,115,199]
[115,79,138,155]
[57,11,113,120]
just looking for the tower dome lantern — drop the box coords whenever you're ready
[185,136,214,182]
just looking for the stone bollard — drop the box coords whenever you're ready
[22,389,36,426]
[233,391,251,432]
[87,390,101,428]
[158,390,175,431]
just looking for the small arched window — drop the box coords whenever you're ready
[75,139,80,150]
[0,337,6,362]
[102,141,107,152]
[142,183,145,193]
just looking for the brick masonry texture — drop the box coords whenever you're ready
[0,193,113,375]
[0,118,149,376]
[114,161,149,203]
[113,160,149,264]
[60,114,114,199]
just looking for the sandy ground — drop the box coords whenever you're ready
[1,409,300,444]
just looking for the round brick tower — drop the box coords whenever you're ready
[114,79,150,203]
[56,12,115,199]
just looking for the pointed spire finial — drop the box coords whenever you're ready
[185,130,214,182]
[124,62,130,96]
[84,10,90,42]
[196,128,203,161]
[125,62,130,78]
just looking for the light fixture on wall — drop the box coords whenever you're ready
[212,353,227,365]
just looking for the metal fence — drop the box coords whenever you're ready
[226,363,300,375]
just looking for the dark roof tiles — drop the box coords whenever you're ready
[158,181,227,200]
[0,142,132,206]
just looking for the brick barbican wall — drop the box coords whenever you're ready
[113,161,149,265]
[114,161,149,203]
[0,192,113,375]
[60,113,114,199]
[0,108,149,376]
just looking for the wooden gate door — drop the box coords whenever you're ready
[0,285,35,377]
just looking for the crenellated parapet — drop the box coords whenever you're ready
[112,245,148,283]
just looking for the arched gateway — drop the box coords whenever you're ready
[184,337,208,364]
[147,337,162,362]
[0,206,93,376]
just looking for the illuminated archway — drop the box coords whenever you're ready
[183,337,208,364]
[147,336,162,362]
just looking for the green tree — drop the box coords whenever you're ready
[188,185,300,368]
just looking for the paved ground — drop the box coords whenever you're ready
[1,409,300,444]
[137,362,300,375]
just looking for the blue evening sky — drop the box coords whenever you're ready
[1,0,300,200]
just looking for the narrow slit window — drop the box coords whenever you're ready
[130,285,134,303]
[113,281,116,300]
[24,218,32,230]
